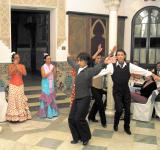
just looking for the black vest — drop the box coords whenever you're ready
[111,63,131,91]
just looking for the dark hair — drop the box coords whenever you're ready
[115,49,126,56]
[115,49,127,61]
[44,54,50,62]
[156,62,160,67]
[11,52,18,62]
[77,52,92,67]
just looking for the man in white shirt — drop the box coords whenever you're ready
[95,49,159,135]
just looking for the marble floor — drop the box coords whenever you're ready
[0,108,160,150]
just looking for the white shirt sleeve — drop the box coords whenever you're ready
[94,63,114,78]
[129,63,152,77]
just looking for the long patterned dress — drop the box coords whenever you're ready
[38,64,58,118]
[6,64,31,122]
[70,69,76,107]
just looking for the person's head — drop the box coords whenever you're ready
[115,49,126,63]
[94,54,102,64]
[156,62,160,69]
[77,52,91,68]
[44,54,51,64]
[133,61,139,66]
[11,52,20,63]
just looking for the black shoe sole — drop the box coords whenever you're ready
[70,140,78,144]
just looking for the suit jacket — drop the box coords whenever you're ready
[67,57,106,99]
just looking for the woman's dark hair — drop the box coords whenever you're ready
[44,54,49,62]
[77,52,92,67]
[11,52,17,62]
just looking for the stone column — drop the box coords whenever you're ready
[103,0,121,116]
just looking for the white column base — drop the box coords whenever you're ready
[105,109,115,117]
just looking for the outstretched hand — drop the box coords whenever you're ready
[104,56,117,64]
[109,46,117,56]
[97,44,103,53]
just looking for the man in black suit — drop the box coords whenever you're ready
[67,52,108,145]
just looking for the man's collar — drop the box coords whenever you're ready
[78,66,88,74]
[116,61,127,68]
[79,65,88,70]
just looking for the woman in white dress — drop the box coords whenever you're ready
[0,84,8,122]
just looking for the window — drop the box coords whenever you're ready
[131,6,160,69]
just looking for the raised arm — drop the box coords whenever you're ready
[92,44,103,60]
[20,65,27,76]
[129,63,152,77]
[87,63,106,78]
[87,55,116,78]
[94,63,114,78]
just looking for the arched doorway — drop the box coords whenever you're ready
[131,6,160,69]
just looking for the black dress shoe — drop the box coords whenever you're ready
[83,140,89,145]
[124,128,131,135]
[70,140,78,144]
[113,126,118,131]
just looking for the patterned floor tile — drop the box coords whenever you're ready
[37,138,63,149]
[51,123,69,132]
[92,129,113,138]
[136,121,155,129]
[9,120,51,132]
[134,127,156,136]
[134,134,157,145]
[133,143,158,150]
[82,145,107,150]
[0,107,159,150]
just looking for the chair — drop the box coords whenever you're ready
[132,90,157,122]
[154,90,160,118]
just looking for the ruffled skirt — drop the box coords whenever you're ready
[6,84,32,122]
[38,91,58,118]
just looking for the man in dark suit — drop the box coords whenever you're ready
[67,52,108,145]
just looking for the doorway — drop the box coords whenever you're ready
[11,9,50,75]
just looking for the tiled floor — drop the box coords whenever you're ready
[0,108,160,150]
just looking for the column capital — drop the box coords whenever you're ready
[103,0,121,11]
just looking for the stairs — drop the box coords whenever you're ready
[24,75,70,114]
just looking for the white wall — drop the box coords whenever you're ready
[66,0,109,14]
[0,41,11,63]
[66,0,160,60]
